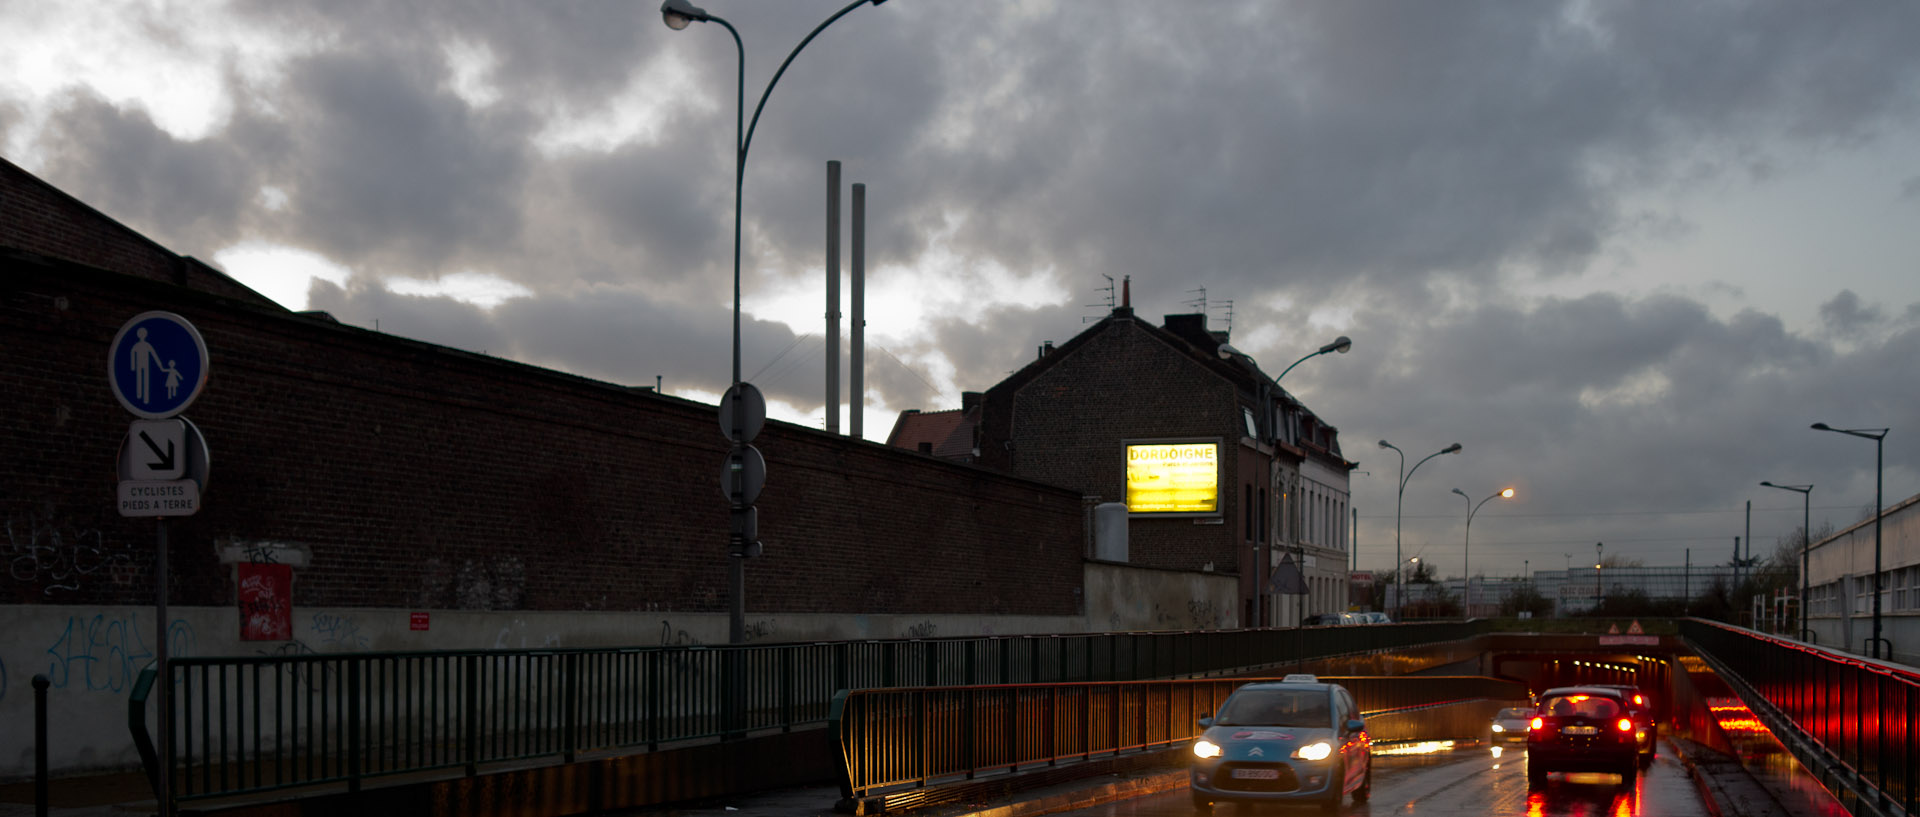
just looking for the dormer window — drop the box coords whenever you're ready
[1243,407,1259,439]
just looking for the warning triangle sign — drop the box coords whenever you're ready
[1627,620,1644,634]
[1608,623,1621,634]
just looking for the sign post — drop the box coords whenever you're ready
[108,310,210,817]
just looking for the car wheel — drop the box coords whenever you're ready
[1190,792,1213,814]
[1638,750,1654,769]
[1527,764,1548,788]
[1352,763,1372,804]
[1319,762,1345,813]
[1619,758,1639,782]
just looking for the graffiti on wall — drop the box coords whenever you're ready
[42,612,194,692]
[493,618,561,649]
[6,512,150,594]
[309,613,370,650]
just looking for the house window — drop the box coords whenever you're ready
[1243,407,1259,439]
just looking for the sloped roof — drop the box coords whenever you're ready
[886,408,977,460]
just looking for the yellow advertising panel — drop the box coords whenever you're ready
[1126,443,1218,513]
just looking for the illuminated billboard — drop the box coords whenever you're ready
[1125,442,1219,514]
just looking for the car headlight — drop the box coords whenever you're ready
[1193,739,1222,759]
[1293,741,1333,761]
[1491,724,1504,733]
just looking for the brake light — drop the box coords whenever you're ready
[1633,695,1644,706]
[1616,718,1633,732]
[1530,717,1543,731]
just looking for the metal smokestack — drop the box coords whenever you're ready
[851,182,866,439]
[826,161,841,433]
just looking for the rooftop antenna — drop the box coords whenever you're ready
[1218,299,1234,334]
[1084,274,1117,322]
[1184,287,1207,312]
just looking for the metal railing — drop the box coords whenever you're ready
[1682,618,1918,817]
[830,675,1530,804]
[130,622,1488,803]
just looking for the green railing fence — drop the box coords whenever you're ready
[829,675,1530,808]
[130,622,1488,803]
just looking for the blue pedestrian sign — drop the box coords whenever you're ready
[108,311,209,419]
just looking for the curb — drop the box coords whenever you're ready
[1665,739,1728,817]
[942,771,1189,817]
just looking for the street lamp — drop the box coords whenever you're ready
[1809,423,1889,659]
[1759,480,1813,642]
[1595,542,1603,612]
[1276,335,1353,381]
[664,0,889,644]
[1272,336,1352,629]
[1451,486,1513,617]
[1379,440,1462,620]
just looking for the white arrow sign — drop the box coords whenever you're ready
[122,419,186,481]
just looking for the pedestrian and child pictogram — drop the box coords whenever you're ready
[108,311,208,419]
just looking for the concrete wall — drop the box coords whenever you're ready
[1,559,1237,780]
[1082,560,1239,632]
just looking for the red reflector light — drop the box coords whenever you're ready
[1530,717,1544,731]
[1616,718,1634,732]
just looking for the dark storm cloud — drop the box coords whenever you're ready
[275,50,531,272]
[37,93,256,250]
[1818,290,1882,338]
[1323,289,1919,571]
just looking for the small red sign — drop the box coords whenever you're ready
[238,563,293,641]
[410,611,430,631]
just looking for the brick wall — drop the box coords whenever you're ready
[1,256,1086,616]
[1,156,277,304]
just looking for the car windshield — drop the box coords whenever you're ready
[1216,689,1332,727]
[1541,694,1622,720]
[1496,708,1532,719]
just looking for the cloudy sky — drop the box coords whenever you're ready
[6,0,1917,580]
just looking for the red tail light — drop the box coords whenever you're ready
[1616,718,1633,732]
[1632,695,1644,706]
[1530,717,1544,731]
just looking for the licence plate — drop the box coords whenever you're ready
[1561,726,1599,735]
[1232,768,1281,780]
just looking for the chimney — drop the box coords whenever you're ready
[961,391,983,413]
[1037,341,1055,360]
[825,161,841,434]
[850,182,865,439]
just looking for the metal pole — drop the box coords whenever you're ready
[34,674,49,817]
[1872,436,1883,658]
[1802,489,1812,642]
[156,518,169,816]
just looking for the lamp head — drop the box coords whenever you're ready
[1451,488,1468,499]
[1810,422,1831,431]
[1442,443,1463,454]
[1378,440,1392,449]
[1499,488,1515,498]
[1321,336,1353,355]
[661,0,710,30]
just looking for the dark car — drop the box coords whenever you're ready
[1591,683,1658,766]
[1189,674,1372,813]
[1526,686,1639,786]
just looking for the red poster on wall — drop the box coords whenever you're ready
[238,562,293,641]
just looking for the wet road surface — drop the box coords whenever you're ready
[1042,743,1711,817]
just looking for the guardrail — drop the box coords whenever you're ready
[130,621,1488,804]
[830,675,1529,808]
[1681,618,1917,817]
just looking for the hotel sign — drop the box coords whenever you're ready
[1125,441,1219,514]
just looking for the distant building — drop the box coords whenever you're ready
[1806,491,1920,664]
[893,290,1357,627]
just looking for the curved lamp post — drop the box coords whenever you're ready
[1270,336,1351,629]
[1379,440,1461,619]
[1760,480,1813,642]
[1276,335,1352,381]
[1809,423,1888,658]
[663,0,889,644]
[1450,486,1513,617]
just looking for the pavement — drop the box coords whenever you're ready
[0,740,1788,817]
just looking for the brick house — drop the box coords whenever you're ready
[900,292,1358,627]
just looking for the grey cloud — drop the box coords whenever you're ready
[37,93,256,251]
[1818,290,1882,338]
